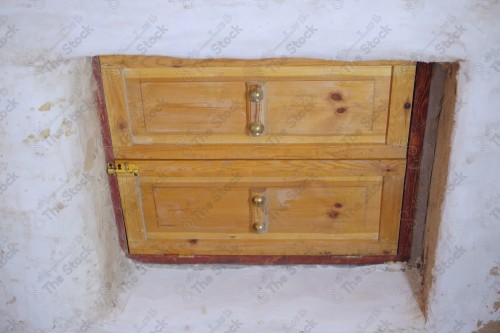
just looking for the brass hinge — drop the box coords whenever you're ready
[107,162,139,176]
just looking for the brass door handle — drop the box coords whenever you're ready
[250,191,268,234]
[247,83,266,137]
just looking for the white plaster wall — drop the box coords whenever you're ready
[0,1,499,332]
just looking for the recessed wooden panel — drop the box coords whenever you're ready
[140,81,246,134]
[267,185,381,234]
[266,80,388,137]
[153,186,250,232]
[143,182,381,238]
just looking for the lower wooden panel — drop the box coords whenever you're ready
[117,160,405,257]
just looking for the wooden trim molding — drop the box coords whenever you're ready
[92,56,129,254]
[397,62,433,260]
[130,254,407,265]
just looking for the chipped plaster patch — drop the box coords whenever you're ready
[473,320,500,333]
[39,128,50,139]
[494,301,500,312]
[22,134,36,144]
[83,138,96,172]
[38,102,52,111]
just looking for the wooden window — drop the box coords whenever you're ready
[94,56,431,264]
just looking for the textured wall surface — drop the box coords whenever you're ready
[0,1,499,332]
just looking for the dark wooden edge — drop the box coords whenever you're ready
[94,57,431,265]
[92,56,129,254]
[397,62,433,259]
[130,254,406,265]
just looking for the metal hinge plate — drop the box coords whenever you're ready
[107,162,139,176]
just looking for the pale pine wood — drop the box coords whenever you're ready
[117,176,145,242]
[100,57,416,159]
[140,81,246,134]
[387,65,417,146]
[153,186,249,232]
[124,159,407,178]
[265,79,390,136]
[121,68,392,144]
[99,55,414,68]
[146,232,379,240]
[129,134,387,145]
[265,184,381,235]
[101,67,131,148]
[122,66,392,81]
[116,160,403,256]
[111,143,408,160]
[100,56,417,258]
[128,238,397,256]
[123,78,148,136]
[141,179,382,237]
[379,175,405,244]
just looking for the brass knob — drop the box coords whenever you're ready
[249,122,265,136]
[252,223,267,234]
[249,87,264,102]
[252,195,265,206]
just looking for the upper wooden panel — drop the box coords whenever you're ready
[99,56,416,160]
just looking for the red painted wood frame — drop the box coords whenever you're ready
[92,57,433,265]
